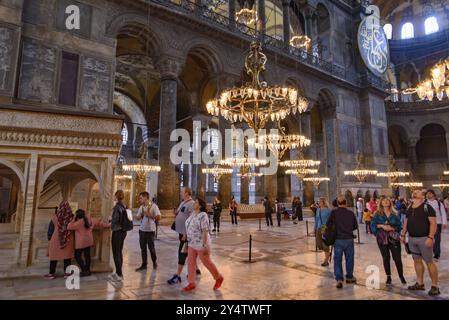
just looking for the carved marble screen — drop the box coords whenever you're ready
[0,26,18,94]
[18,38,57,103]
[79,57,112,113]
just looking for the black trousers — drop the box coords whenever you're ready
[231,211,238,225]
[276,213,281,227]
[213,213,221,230]
[265,213,273,226]
[49,259,71,274]
[74,247,91,273]
[365,222,371,234]
[139,230,157,265]
[433,224,442,259]
[378,241,404,278]
[178,234,188,266]
[111,230,127,276]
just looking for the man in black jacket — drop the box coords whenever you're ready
[109,190,129,282]
[263,196,273,227]
[326,195,358,289]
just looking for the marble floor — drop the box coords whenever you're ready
[1,217,448,300]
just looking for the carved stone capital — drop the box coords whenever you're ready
[156,56,184,80]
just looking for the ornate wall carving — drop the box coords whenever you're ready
[18,38,57,104]
[79,57,112,113]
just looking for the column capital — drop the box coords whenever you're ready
[407,137,420,146]
[156,55,184,80]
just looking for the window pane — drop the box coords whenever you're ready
[401,22,414,39]
[383,23,392,40]
[58,52,79,106]
[424,16,439,35]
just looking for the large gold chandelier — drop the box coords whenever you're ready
[247,122,311,160]
[303,176,330,189]
[286,168,319,180]
[220,156,266,179]
[391,182,423,189]
[404,57,449,101]
[202,166,234,182]
[344,152,378,184]
[121,144,161,176]
[206,42,308,132]
[377,156,410,182]
[444,171,449,175]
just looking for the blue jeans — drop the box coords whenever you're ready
[333,239,355,281]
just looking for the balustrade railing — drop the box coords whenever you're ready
[151,0,387,89]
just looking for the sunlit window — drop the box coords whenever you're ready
[121,124,128,145]
[383,23,392,40]
[401,22,414,39]
[424,16,439,35]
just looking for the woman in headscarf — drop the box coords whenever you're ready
[44,200,75,279]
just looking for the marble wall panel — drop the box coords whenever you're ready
[79,57,112,112]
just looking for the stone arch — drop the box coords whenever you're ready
[285,77,306,96]
[314,88,337,118]
[388,124,409,158]
[106,14,165,55]
[182,40,224,74]
[39,160,103,196]
[416,119,449,136]
[416,123,448,161]
[114,91,149,143]
[0,159,25,193]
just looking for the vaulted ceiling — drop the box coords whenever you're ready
[372,0,406,18]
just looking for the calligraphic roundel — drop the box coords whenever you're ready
[357,5,390,77]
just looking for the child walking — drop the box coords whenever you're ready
[362,208,373,234]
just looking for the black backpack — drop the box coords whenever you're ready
[118,203,133,231]
[323,210,337,246]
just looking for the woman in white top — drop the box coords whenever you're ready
[182,198,224,292]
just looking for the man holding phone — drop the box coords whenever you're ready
[136,191,161,271]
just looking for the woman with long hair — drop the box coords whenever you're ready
[314,197,332,266]
[371,196,406,285]
[45,201,75,279]
[68,209,110,277]
[229,195,238,225]
[182,198,224,292]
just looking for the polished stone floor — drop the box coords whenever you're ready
[1,217,448,300]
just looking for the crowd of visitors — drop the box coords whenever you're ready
[43,185,448,297]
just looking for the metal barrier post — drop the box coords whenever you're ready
[249,234,252,263]
[258,216,262,231]
[357,225,361,244]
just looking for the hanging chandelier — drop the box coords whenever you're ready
[286,168,318,180]
[247,122,311,160]
[303,176,330,189]
[202,166,234,182]
[237,171,264,178]
[235,8,257,25]
[121,144,161,176]
[206,42,308,133]
[289,35,311,49]
[403,57,449,101]
[220,157,267,167]
[444,171,449,175]
[344,152,378,184]
[390,182,423,189]
[432,183,449,192]
[280,158,321,168]
[377,156,410,182]
[114,174,133,180]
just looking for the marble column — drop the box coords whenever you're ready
[157,56,183,209]
[263,174,277,202]
[218,119,231,205]
[228,0,236,30]
[304,7,313,39]
[240,175,249,204]
[407,137,419,172]
[257,0,266,38]
[282,0,290,48]
[323,117,339,202]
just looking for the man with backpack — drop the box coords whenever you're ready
[135,192,161,271]
[109,190,133,282]
[263,196,274,227]
[401,190,439,296]
[425,190,447,261]
[325,195,358,289]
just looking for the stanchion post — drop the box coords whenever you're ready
[357,225,361,244]
[258,216,262,231]
[249,234,252,263]
[306,220,309,236]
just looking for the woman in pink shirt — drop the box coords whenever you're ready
[68,209,110,277]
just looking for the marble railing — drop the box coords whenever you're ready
[386,99,449,112]
[150,0,389,91]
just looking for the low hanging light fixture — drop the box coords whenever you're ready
[235,7,257,25]
[286,168,319,181]
[377,156,410,182]
[390,182,424,189]
[202,166,234,182]
[289,35,311,50]
[303,176,330,189]
[344,152,378,184]
[122,143,161,176]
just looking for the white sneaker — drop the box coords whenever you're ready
[108,273,123,282]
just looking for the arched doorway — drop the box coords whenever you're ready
[32,162,104,266]
[416,124,448,162]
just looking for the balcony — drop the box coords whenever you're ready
[150,0,389,91]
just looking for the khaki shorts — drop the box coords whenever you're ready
[408,236,433,263]
[316,229,329,252]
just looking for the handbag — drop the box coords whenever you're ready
[322,211,337,246]
[318,209,327,233]
[171,221,176,231]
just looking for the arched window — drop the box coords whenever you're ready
[383,23,392,40]
[121,124,128,145]
[424,16,439,35]
[401,22,414,39]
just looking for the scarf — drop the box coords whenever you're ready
[56,201,73,249]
